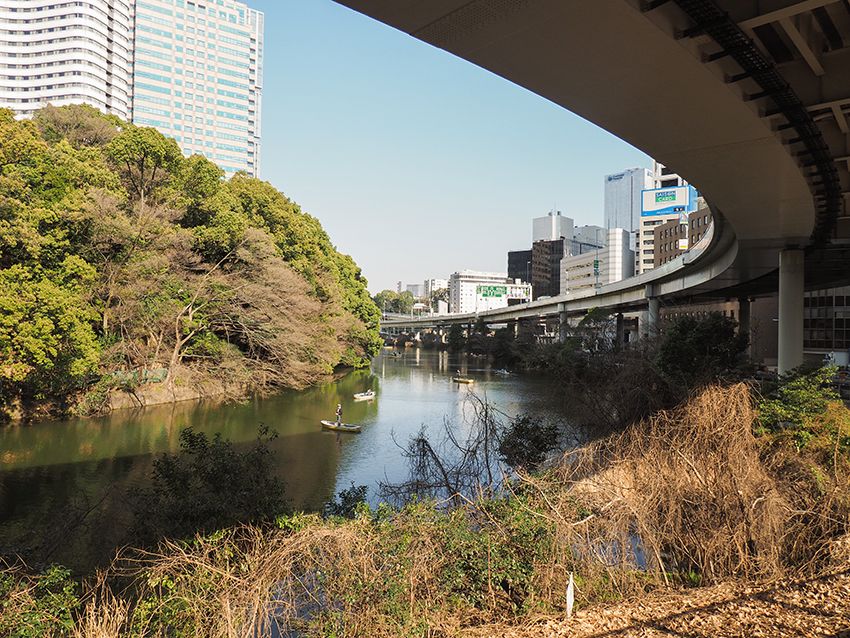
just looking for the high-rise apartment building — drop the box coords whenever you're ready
[132,0,263,176]
[604,167,653,250]
[0,0,134,119]
[0,0,263,177]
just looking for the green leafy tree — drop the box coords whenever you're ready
[131,425,288,544]
[655,313,748,388]
[758,366,839,430]
[447,323,466,353]
[0,263,100,403]
[105,126,184,202]
[33,103,123,148]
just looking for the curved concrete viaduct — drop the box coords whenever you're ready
[336,0,850,371]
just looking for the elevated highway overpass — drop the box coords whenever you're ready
[336,0,850,371]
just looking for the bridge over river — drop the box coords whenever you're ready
[337,0,850,372]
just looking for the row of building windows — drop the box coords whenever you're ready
[1,1,131,18]
[0,13,130,39]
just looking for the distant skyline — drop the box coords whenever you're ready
[252,0,651,292]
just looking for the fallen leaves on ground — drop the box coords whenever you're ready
[462,569,850,638]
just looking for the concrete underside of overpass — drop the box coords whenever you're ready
[336,0,850,370]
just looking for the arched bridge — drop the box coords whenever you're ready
[336,0,850,372]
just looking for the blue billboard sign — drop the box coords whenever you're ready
[640,185,698,217]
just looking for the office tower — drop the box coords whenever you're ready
[132,0,264,176]
[507,249,533,283]
[560,228,634,295]
[651,160,687,189]
[604,167,653,249]
[532,210,573,242]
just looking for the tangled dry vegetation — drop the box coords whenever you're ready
[4,383,849,637]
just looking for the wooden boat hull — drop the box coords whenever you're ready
[452,377,474,384]
[320,420,361,433]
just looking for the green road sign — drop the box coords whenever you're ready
[477,285,507,298]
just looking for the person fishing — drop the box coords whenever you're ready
[335,403,343,425]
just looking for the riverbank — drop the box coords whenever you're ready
[3,380,847,636]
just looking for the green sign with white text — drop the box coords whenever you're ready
[477,285,507,298]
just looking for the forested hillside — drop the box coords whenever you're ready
[0,105,381,419]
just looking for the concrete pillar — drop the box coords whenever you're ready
[778,248,805,374]
[615,312,625,348]
[738,297,752,357]
[512,321,519,338]
[647,297,660,337]
[558,303,568,344]
[466,323,472,337]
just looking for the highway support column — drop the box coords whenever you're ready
[778,248,804,374]
[558,303,568,344]
[738,297,751,356]
[615,312,625,348]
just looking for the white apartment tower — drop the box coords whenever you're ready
[0,0,263,177]
[0,0,133,119]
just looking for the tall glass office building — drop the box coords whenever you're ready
[132,0,263,176]
[0,0,263,177]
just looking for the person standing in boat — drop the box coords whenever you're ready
[335,403,343,425]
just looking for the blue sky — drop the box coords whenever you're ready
[251,0,651,292]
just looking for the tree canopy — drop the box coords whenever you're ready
[0,106,381,417]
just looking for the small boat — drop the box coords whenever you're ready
[353,390,375,401]
[452,377,475,384]
[321,420,361,433]
[494,369,511,376]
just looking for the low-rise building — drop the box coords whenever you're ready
[560,228,633,295]
[653,208,714,267]
[448,271,532,314]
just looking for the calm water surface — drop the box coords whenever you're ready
[0,349,559,571]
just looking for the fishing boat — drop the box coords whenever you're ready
[353,390,375,401]
[320,420,361,433]
[452,376,475,384]
[494,369,511,376]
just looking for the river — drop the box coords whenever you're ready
[0,349,559,572]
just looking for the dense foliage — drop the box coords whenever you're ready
[0,106,381,418]
[373,288,415,314]
[131,426,287,544]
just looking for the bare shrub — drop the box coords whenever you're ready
[528,383,848,592]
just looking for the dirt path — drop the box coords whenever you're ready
[463,569,850,638]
